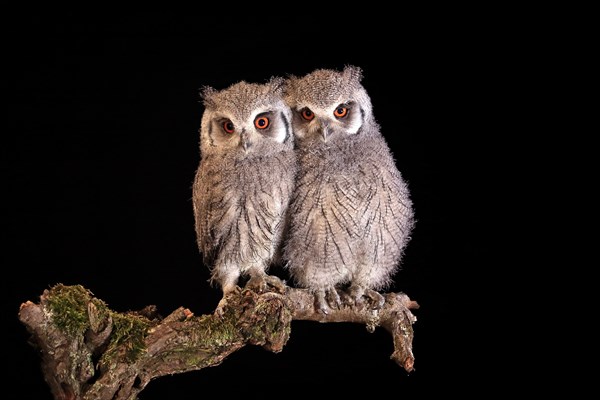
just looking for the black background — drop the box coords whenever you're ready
[4,11,501,399]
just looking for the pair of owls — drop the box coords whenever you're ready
[192,66,415,316]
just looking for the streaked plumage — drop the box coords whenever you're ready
[192,77,297,316]
[283,66,415,314]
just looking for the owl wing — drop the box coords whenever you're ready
[192,163,220,266]
[357,137,415,272]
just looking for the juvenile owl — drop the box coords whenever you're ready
[283,65,415,314]
[192,77,297,316]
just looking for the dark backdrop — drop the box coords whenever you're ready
[4,12,499,398]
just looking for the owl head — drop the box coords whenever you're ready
[199,77,293,157]
[284,65,375,143]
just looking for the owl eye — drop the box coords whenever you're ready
[223,120,235,134]
[300,108,315,121]
[333,106,349,118]
[254,116,270,129]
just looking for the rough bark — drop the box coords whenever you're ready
[18,283,419,400]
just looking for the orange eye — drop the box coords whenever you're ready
[254,116,270,129]
[301,108,315,121]
[223,120,235,134]
[333,106,348,118]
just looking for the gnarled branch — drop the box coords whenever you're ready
[18,283,418,400]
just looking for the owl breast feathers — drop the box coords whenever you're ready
[282,65,415,313]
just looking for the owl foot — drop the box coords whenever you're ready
[363,288,386,310]
[314,287,342,315]
[264,275,287,293]
[246,274,286,294]
[213,286,242,318]
[345,286,385,310]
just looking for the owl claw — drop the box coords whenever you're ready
[264,275,287,293]
[339,290,354,306]
[363,289,385,310]
[325,287,342,309]
[213,297,229,318]
[314,291,329,314]
[213,286,242,318]
[345,286,385,310]
[314,287,342,314]
[246,274,286,294]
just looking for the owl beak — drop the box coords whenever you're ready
[320,122,330,141]
[240,130,251,152]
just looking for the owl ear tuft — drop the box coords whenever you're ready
[282,73,299,96]
[343,65,363,83]
[268,76,286,95]
[200,85,217,109]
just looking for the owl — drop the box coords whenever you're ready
[192,77,297,316]
[282,65,415,314]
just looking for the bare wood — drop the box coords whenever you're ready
[287,288,419,371]
[19,283,418,400]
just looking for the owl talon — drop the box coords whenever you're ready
[213,297,229,318]
[246,274,286,294]
[314,291,329,314]
[325,287,342,309]
[213,287,242,318]
[313,287,341,314]
[264,275,286,293]
[363,289,385,310]
[246,275,268,293]
[339,290,354,306]
[345,286,385,310]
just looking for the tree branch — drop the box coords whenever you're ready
[18,283,418,400]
